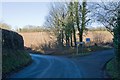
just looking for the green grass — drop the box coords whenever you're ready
[2,49,32,75]
[106,58,119,79]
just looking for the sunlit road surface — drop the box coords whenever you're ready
[10,54,82,78]
[10,49,114,78]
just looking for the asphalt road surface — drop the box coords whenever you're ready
[10,49,114,78]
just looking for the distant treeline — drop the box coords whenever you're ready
[0,23,49,32]
[0,22,11,30]
[17,26,107,32]
[17,25,49,32]
[0,22,107,32]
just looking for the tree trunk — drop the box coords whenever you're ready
[70,31,73,47]
[68,35,70,47]
[65,33,70,47]
[80,31,83,47]
[75,1,81,42]
[73,27,77,47]
[61,30,64,47]
[80,32,83,42]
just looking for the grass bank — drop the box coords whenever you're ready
[2,49,32,78]
[106,58,119,79]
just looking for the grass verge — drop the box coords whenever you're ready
[2,49,32,78]
[106,58,119,79]
[50,46,112,56]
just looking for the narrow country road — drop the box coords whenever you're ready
[10,54,82,78]
[71,49,114,78]
[10,49,114,78]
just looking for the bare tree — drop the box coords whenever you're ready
[92,1,120,35]
[44,2,68,47]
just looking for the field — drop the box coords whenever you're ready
[19,31,113,47]
[82,31,113,43]
[19,31,113,54]
[19,32,56,48]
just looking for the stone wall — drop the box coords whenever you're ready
[2,29,24,50]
